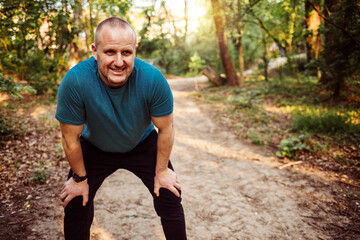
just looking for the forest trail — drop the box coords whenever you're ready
[32,78,357,240]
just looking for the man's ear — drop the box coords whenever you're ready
[91,44,97,60]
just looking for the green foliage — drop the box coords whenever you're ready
[0,73,36,98]
[0,115,27,144]
[24,201,31,211]
[0,115,15,143]
[137,2,191,75]
[0,72,35,143]
[24,51,59,95]
[247,129,263,145]
[263,75,319,104]
[29,161,48,183]
[227,88,264,109]
[188,52,206,74]
[276,135,309,159]
[0,0,134,95]
[96,0,132,17]
[196,91,225,103]
[0,0,76,94]
[291,109,360,135]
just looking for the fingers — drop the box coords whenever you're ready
[154,185,160,197]
[63,194,74,208]
[60,191,67,202]
[169,186,180,198]
[154,184,181,198]
[174,182,182,191]
[59,179,89,207]
[82,192,89,206]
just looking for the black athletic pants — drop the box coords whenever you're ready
[63,130,187,240]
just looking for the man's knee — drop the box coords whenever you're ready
[154,188,183,218]
[64,196,91,216]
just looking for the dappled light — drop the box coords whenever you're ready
[90,224,117,240]
[30,106,48,120]
[1,0,359,239]
[0,93,10,102]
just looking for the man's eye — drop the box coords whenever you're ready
[106,50,115,54]
[123,51,132,55]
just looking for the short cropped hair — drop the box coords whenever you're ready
[94,17,137,46]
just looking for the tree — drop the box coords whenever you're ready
[0,0,75,94]
[211,0,240,86]
[184,0,188,42]
[223,0,245,85]
[305,0,321,63]
[236,0,245,83]
[319,0,360,97]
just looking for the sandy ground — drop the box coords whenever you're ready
[29,78,358,240]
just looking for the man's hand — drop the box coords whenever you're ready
[60,178,89,208]
[154,168,181,197]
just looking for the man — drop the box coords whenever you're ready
[56,17,187,240]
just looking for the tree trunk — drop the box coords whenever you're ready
[262,32,269,82]
[68,42,81,69]
[321,0,343,97]
[184,0,188,42]
[305,0,322,63]
[203,65,226,86]
[238,36,245,82]
[236,0,244,85]
[286,0,297,54]
[84,4,90,59]
[211,0,240,86]
[68,0,82,68]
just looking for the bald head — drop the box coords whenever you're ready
[94,17,137,47]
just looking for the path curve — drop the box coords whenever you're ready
[83,78,349,239]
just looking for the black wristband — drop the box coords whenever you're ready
[72,172,87,183]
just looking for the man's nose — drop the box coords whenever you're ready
[114,53,124,67]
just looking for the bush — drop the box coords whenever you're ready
[291,109,360,134]
[29,161,48,183]
[188,52,206,75]
[25,51,59,95]
[227,89,263,109]
[247,129,263,145]
[0,115,15,143]
[0,73,36,98]
[276,135,309,159]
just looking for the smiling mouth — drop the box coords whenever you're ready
[110,66,126,73]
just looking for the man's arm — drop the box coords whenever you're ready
[152,113,181,197]
[59,122,89,207]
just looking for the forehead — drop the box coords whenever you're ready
[97,25,136,48]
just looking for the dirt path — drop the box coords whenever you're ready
[29,78,359,239]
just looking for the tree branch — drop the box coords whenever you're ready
[237,0,261,21]
[249,8,286,52]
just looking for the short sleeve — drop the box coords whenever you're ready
[55,69,85,125]
[150,70,173,117]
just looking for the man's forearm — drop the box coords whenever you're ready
[60,123,86,177]
[62,136,86,177]
[151,114,180,197]
[155,126,175,173]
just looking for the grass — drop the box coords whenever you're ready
[291,108,360,134]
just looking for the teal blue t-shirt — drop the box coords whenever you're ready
[55,57,173,152]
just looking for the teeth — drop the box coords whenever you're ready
[111,67,125,72]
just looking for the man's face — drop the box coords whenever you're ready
[92,25,137,88]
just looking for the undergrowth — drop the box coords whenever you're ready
[194,73,360,179]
